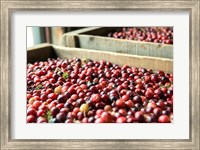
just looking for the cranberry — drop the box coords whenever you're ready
[116,117,126,123]
[104,105,112,112]
[77,112,84,120]
[32,101,42,109]
[80,103,89,113]
[48,93,58,100]
[27,108,37,116]
[40,94,47,101]
[50,107,60,117]
[37,117,48,123]
[135,111,144,122]
[60,108,69,114]
[133,96,142,103]
[82,118,89,123]
[145,90,154,99]
[57,94,67,103]
[115,99,125,108]
[122,94,129,101]
[96,109,104,117]
[90,94,101,103]
[67,87,76,95]
[118,109,127,116]
[158,115,170,123]
[154,88,164,98]
[27,115,36,123]
[153,107,162,117]
[95,118,104,123]
[145,115,156,123]
[88,117,95,123]
[100,112,112,123]
[107,27,173,44]
[125,100,134,108]
[27,57,173,123]
[37,109,46,117]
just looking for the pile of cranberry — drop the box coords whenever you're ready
[27,57,173,123]
[108,27,173,44]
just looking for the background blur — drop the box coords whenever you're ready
[27,27,83,48]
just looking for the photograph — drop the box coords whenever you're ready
[27,27,173,123]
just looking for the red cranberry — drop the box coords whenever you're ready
[125,100,134,108]
[27,115,36,123]
[153,107,162,117]
[27,108,37,116]
[118,109,127,116]
[95,118,104,123]
[100,112,112,123]
[158,115,170,123]
[33,101,42,109]
[133,96,142,103]
[96,109,104,117]
[37,117,48,123]
[90,94,101,103]
[115,99,125,108]
[82,118,89,123]
[154,88,164,98]
[104,105,112,112]
[48,93,58,100]
[116,117,126,123]
[50,106,60,117]
[27,57,173,123]
[37,109,46,117]
[135,111,144,122]
[145,90,154,99]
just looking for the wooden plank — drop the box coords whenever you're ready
[52,45,173,73]
[27,44,173,73]
[27,43,56,63]
[72,34,173,59]
[51,27,65,46]
[63,27,173,59]
[65,34,78,47]
[63,27,101,35]
[63,27,112,47]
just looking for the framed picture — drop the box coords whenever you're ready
[1,0,199,149]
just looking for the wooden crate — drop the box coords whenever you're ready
[63,27,173,59]
[27,43,173,73]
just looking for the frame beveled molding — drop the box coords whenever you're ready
[1,0,199,149]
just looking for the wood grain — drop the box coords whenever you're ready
[53,45,173,73]
[27,44,173,73]
[63,27,173,59]
[27,43,56,63]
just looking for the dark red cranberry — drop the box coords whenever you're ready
[50,107,60,118]
[153,107,162,117]
[133,95,142,103]
[135,111,144,122]
[56,112,66,123]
